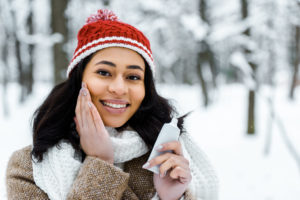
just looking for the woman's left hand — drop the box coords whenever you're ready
[143,141,192,200]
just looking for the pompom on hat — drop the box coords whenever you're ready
[66,9,155,77]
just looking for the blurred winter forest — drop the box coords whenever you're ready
[0,0,299,135]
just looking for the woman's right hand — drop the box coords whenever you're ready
[74,82,114,164]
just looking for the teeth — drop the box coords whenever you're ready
[103,101,127,108]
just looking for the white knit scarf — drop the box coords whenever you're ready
[32,127,218,200]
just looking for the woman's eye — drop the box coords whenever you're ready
[97,70,111,77]
[127,75,141,81]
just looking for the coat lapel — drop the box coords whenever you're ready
[124,153,156,199]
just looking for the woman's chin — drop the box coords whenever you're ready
[103,119,126,128]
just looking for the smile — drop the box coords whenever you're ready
[102,101,128,108]
[100,100,130,114]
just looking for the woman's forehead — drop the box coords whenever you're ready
[88,47,146,68]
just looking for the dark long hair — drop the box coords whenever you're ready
[31,54,187,162]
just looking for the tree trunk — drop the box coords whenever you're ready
[289,26,300,100]
[199,0,208,23]
[102,0,110,6]
[197,52,209,106]
[267,9,276,86]
[247,90,255,133]
[51,0,69,84]
[0,24,10,116]
[15,32,24,102]
[197,0,218,106]
[199,0,217,88]
[9,6,25,102]
[27,0,34,95]
[241,0,256,134]
[21,0,34,100]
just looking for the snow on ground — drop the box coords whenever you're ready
[1,83,300,200]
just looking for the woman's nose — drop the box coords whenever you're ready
[108,76,128,96]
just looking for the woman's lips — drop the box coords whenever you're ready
[100,100,130,114]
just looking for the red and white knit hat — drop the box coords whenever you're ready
[66,9,155,77]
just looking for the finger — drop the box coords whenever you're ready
[145,152,172,168]
[146,153,187,170]
[83,83,106,132]
[80,83,91,129]
[157,141,183,156]
[82,82,92,101]
[82,83,98,132]
[73,116,80,135]
[158,156,190,177]
[169,166,192,183]
[75,88,83,128]
[83,101,96,131]
[80,88,88,129]
[89,101,105,131]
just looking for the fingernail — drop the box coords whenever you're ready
[160,172,164,178]
[82,82,86,88]
[82,88,87,96]
[88,102,92,108]
[160,171,166,178]
[156,145,163,151]
[142,162,150,169]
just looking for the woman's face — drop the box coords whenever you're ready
[82,47,146,127]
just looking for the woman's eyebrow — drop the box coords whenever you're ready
[96,60,144,71]
[95,60,116,67]
[127,65,144,72]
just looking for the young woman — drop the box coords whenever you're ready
[6,9,218,200]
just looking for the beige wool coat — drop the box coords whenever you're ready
[6,145,195,200]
